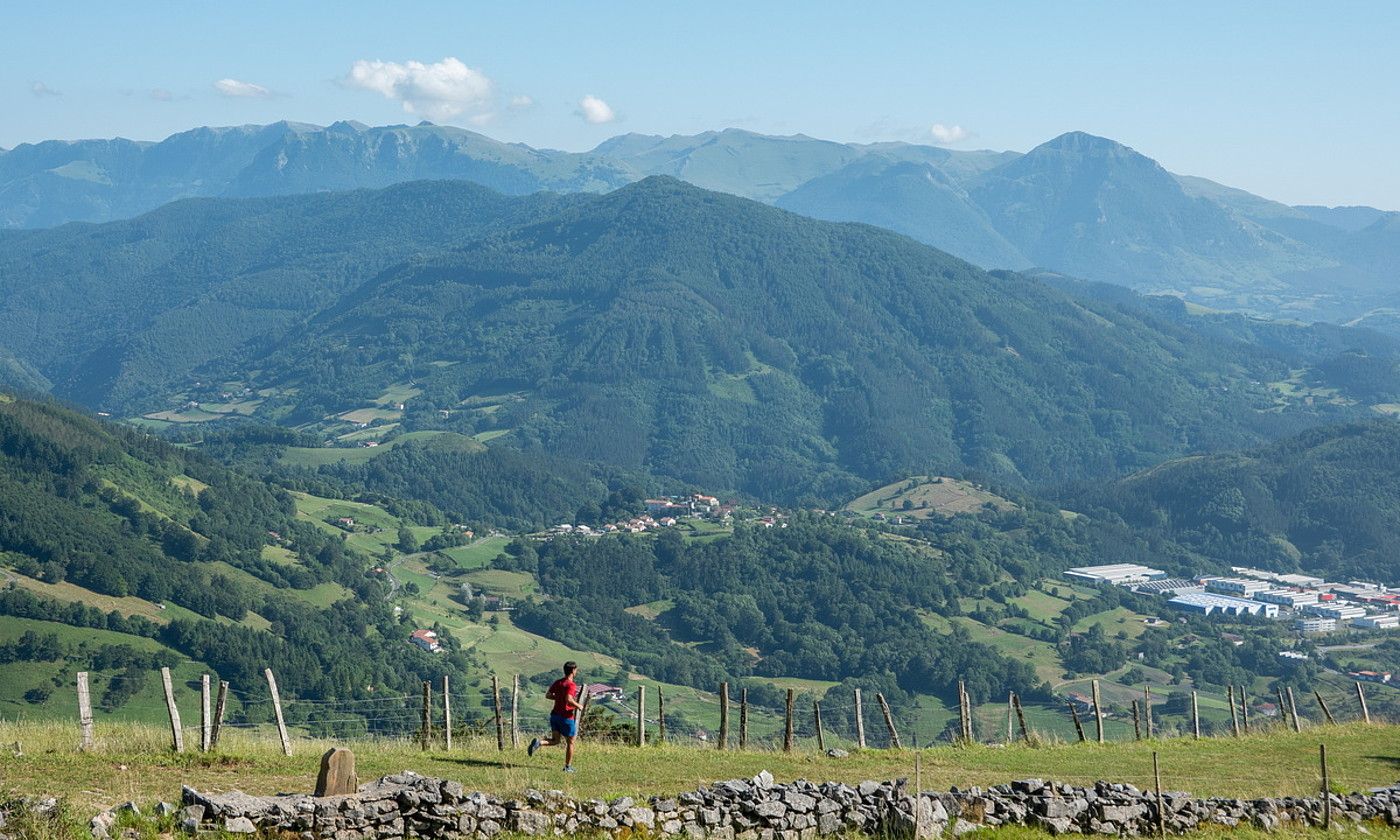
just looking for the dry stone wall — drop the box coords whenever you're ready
[137,772,1400,838]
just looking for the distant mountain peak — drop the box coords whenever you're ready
[1036,130,1138,154]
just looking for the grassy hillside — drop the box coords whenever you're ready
[0,394,480,732]
[2,721,1396,818]
[845,476,1016,520]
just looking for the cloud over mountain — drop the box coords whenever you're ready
[578,94,616,124]
[345,57,492,120]
[213,78,272,98]
[929,123,970,144]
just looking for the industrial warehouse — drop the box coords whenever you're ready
[1064,564,1400,635]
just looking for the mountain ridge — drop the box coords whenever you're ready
[0,173,1377,498]
[4,121,1396,326]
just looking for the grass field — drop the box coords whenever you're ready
[0,617,231,726]
[439,535,512,569]
[845,476,1016,520]
[2,721,1397,820]
[280,430,482,467]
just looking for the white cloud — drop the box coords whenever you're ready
[150,88,174,102]
[929,123,971,145]
[344,57,492,121]
[578,94,616,124]
[31,81,61,97]
[509,94,534,110]
[214,78,272,98]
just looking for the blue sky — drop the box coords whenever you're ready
[5,1,1398,208]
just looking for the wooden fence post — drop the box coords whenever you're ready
[1315,690,1336,725]
[76,671,94,752]
[200,674,211,752]
[211,681,228,750]
[1191,690,1200,740]
[578,687,592,737]
[957,680,970,745]
[962,682,974,743]
[784,689,795,753]
[1131,700,1142,741]
[491,675,504,751]
[1356,681,1371,723]
[1153,752,1166,839]
[636,686,646,747]
[1091,679,1104,743]
[1321,743,1332,829]
[739,687,749,750]
[1011,693,1030,744]
[876,692,901,749]
[510,675,520,749]
[718,682,729,750]
[443,676,453,751]
[1239,686,1250,733]
[1276,688,1288,730]
[1069,702,1086,743]
[853,688,866,749]
[1287,687,1302,733]
[264,668,290,756]
[161,667,184,753]
[1143,686,1154,739]
[420,681,432,751]
[1228,686,1240,737]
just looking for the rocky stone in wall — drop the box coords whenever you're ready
[164,773,1400,839]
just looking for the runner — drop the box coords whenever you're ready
[528,661,583,772]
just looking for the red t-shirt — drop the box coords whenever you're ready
[550,678,578,718]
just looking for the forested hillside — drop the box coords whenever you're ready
[0,181,585,409]
[218,177,1386,501]
[508,516,1046,705]
[1069,419,1400,586]
[0,394,470,728]
[1,177,1394,508]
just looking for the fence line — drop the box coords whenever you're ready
[32,667,1396,756]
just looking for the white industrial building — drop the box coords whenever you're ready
[1255,589,1319,608]
[1230,568,1326,588]
[1354,614,1400,630]
[1296,617,1337,633]
[1203,577,1273,597]
[1168,592,1279,618]
[1304,603,1367,621]
[1065,563,1167,586]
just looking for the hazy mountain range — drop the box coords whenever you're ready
[4,121,1397,324]
[2,123,1400,326]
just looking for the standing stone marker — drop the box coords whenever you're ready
[314,747,357,796]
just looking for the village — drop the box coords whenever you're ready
[542,493,787,537]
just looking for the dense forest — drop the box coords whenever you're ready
[507,516,1049,712]
[1069,420,1400,585]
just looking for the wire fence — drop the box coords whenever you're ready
[14,665,1396,760]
